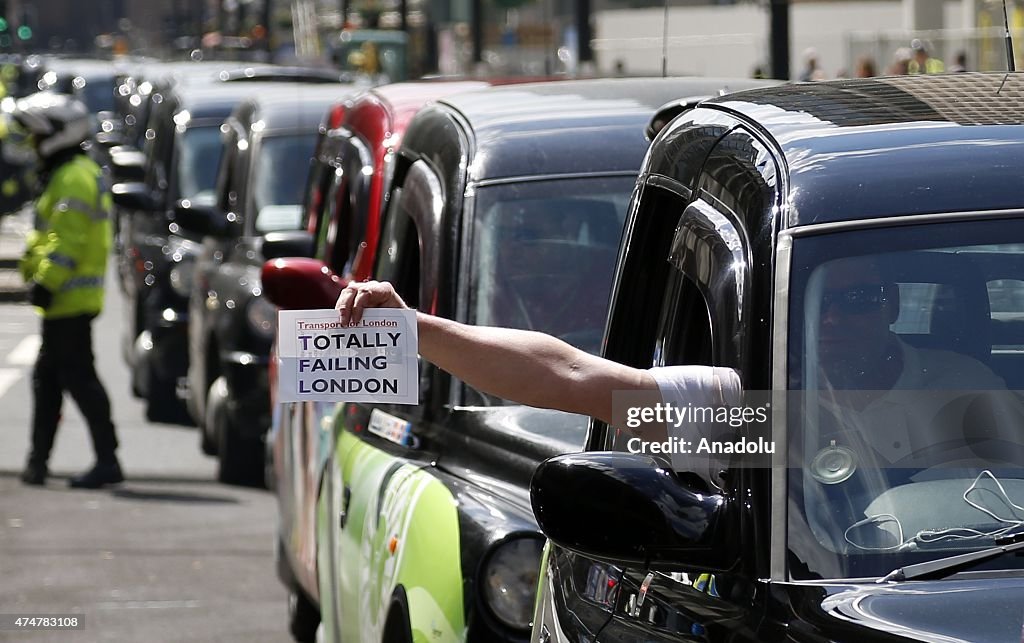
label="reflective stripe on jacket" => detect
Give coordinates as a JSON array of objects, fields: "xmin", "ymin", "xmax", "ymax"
[
  {"xmin": 19, "ymin": 154, "xmax": 112, "ymax": 319},
  {"xmin": 908, "ymin": 57, "xmax": 945, "ymax": 74}
]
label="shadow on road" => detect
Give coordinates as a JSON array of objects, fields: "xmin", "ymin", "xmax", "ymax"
[
  {"xmin": 110, "ymin": 488, "xmax": 240, "ymax": 504},
  {"xmin": 0, "ymin": 471, "xmax": 267, "ymax": 504}
]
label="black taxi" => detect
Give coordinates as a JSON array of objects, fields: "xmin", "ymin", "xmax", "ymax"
[
  {"xmin": 530, "ymin": 73, "xmax": 1024, "ymax": 641},
  {"xmin": 175, "ymin": 85, "xmax": 348, "ymax": 484}
]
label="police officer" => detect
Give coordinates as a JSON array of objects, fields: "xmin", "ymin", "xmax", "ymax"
[
  {"xmin": 908, "ymin": 39, "xmax": 945, "ymax": 75},
  {"xmin": 14, "ymin": 92, "xmax": 123, "ymax": 488}
]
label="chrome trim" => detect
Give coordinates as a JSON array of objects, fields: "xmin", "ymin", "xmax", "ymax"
[
  {"xmin": 473, "ymin": 170, "xmax": 636, "ymax": 188},
  {"xmin": 645, "ymin": 174, "xmax": 692, "ymax": 201},
  {"xmin": 770, "ymin": 230, "xmax": 793, "ymax": 582},
  {"xmin": 786, "ymin": 208, "xmax": 1024, "ymax": 237}
]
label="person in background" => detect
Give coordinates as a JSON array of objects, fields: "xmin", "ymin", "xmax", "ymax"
[
  {"xmin": 14, "ymin": 92, "xmax": 123, "ymax": 489},
  {"xmin": 908, "ymin": 39, "xmax": 945, "ymax": 74},
  {"xmin": 949, "ymin": 51, "xmax": 968, "ymax": 73},
  {"xmin": 854, "ymin": 55, "xmax": 877, "ymax": 78},
  {"xmin": 799, "ymin": 47, "xmax": 826, "ymax": 82},
  {"xmin": 888, "ymin": 47, "xmax": 912, "ymax": 75}
]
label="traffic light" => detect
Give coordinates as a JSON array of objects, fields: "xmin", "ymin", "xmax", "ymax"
[
  {"xmin": 0, "ymin": 13, "xmax": 9, "ymax": 49},
  {"xmin": 16, "ymin": 25, "xmax": 30, "ymax": 40}
]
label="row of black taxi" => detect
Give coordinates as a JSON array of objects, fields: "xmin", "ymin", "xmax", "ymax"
[
  {"xmin": 98, "ymin": 60, "xmax": 356, "ymax": 484},
  {"xmin": 257, "ymin": 71, "xmax": 1024, "ymax": 643},
  {"xmin": 261, "ymin": 76, "xmax": 774, "ymax": 643},
  {"xmin": 86, "ymin": 62, "xmax": 1024, "ymax": 641}
]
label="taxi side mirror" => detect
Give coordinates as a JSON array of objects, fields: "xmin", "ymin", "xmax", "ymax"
[
  {"xmin": 531, "ymin": 451, "xmax": 736, "ymax": 571},
  {"xmin": 173, "ymin": 198, "xmax": 231, "ymax": 238},
  {"xmin": 261, "ymin": 257, "xmax": 345, "ymax": 310},
  {"xmin": 108, "ymin": 146, "xmax": 146, "ymax": 183},
  {"xmin": 112, "ymin": 182, "xmax": 160, "ymax": 212}
]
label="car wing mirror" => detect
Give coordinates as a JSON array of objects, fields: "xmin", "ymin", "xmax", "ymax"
[
  {"xmin": 108, "ymin": 147, "xmax": 146, "ymax": 183},
  {"xmin": 95, "ymin": 130, "xmax": 125, "ymax": 147},
  {"xmin": 645, "ymin": 96, "xmax": 708, "ymax": 141},
  {"xmin": 531, "ymin": 451, "xmax": 735, "ymax": 571},
  {"xmin": 261, "ymin": 257, "xmax": 344, "ymax": 310},
  {"xmin": 172, "ymin": 198, "xmax": 229, "ymax": 237},
  {"xmin": 111, "ymin": 182, "xmax": 160, "ymax": 212},
  {"xmin": 261, "ymin": 230, "xmax": 315, "ymax": 261},
  {"xmin": 95, "ymin": 111, "xmax": 124, "ymax": 147}
]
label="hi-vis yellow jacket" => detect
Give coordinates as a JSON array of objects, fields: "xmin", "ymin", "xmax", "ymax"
[{"xmin": 19, "ymin": 154, "xmax": 112, "ymax": 319}]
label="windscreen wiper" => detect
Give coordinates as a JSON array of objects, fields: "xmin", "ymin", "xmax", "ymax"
[{"xmin": 878, "ymin": 535, "xmax": 1024, "ymax": 583}]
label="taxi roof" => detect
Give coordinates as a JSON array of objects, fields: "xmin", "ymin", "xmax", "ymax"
[
  {"xmin": 703, "ymin": 72, "xmax": 1024, "ymax": 225},
  {"xmin": 232, "ymin": 84, "xmax": 353, "ymax": 132},
  {"xmin": 430, "ymin": 77, "xmax": 777, "ymax": 181}
]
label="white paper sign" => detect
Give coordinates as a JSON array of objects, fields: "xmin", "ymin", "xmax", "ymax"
[{"xmin": 276, "ymin": 308, "xmax": 419, "ymax": 404}]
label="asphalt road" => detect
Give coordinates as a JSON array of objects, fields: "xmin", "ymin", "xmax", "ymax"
[{"xmin": 0, "ymin": 215, "xmax": 290, "ymax": 642}]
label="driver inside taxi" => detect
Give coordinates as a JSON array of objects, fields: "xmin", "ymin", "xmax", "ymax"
[{"xmin": 809, "ymin": 256, "xmax": 1023, "ymax": 470}]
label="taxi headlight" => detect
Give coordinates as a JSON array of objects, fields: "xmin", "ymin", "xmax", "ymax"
[
  {"xmin": 168, "ymin": 259, "xmax": 196, "ymax": 298},
  {"xmin": 246, "ymin": 296, "xmax": 277, "ymax": 339},
  {"xmin": 481, "ymin": 536, "xmax": 545, "ymax": 631}
]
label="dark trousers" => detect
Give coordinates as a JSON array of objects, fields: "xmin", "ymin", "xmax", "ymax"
[{"xmin": 29, "ymin": 314, "xmax": 118, "ymax": 465}]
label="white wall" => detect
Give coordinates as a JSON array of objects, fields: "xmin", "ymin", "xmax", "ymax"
[{"xmin": 593, "ymin": 0, "xmax": 966, "ymax": 79}]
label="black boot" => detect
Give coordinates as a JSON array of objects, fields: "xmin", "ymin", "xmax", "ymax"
[
  {"xmin": 20, "ymin": 461, "xmax": 48, "ymax": 486},
  {"xmin": 68, "ymin": 460, "xmax": 124, "ymax": 489}
]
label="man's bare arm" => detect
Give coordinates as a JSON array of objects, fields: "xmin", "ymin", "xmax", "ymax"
[{"xmin": 337, "ymin": 281, "xmax": 656, "ymax": 424}]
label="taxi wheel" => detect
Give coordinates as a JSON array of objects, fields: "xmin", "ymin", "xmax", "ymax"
[
  {"xmin": 217, "ymin": 418, "xmax": 264, "ymax": 487},
  {"xmin": 145, "ymin": 372, "xmax": 191, "ymax": 426},
  {"xmin": 208, "ymin": 376, "xmax": 263, "ymax": 486},
  {"xmin": 288, "ymin": 587, "xmax": 319, "ymax": 643},
  {"xmin": 382, "ymin": 592, "xmax": 413, "ymax": 643},
  {"xmin": 202, "ymin": 377, "xmax": 229, "ymax": 456}
]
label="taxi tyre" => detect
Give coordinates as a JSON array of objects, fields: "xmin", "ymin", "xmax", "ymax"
[
  {"xmin": 287, "ymin": 585, "xmax": 319, "ymax": 643},
  {"xmin": 129, "ymin": 355, "xmax": 145, "ymax": 399},
  {"xmin": 199, "ymin": 422, "xmax": 218, "ymax": 456},
  {"xmin": 209, "ymin": 377, "xmax": 265, "ymax": 487},
  {"xmin": 217, "ymin": 415, "xmax": 264, "ymax": 487},
  {"xmin": 201, "ymin": 376, "xmax": 227, "ymax": 456},
  {"xmin": 145, "ymin": 369, "xmax": 190, "ymax": 425},
  {"xmin": 382, "ymin": 588, "xmax": 413, "ymax": 643}
]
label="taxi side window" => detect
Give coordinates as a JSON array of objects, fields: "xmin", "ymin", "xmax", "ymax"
[
  {"xmin": 603, "ymin": 182, "xmax": 693, "ymax": 371},
  {"xmin": 215, "ymin": 124, "xmax": 239, "ymax": 214},
  {"xmin": 375, "ymin": 186, "xmax": 419, "ymax": 309},
  {"xmin": 319, "ymin": 170, "xmax": 344, "ymax": 268},
  {"xmin": 302, "ymin": 143, "xmax": 336, "ymax": 252},
  {"xmin": 654, "ymin": 269, "xmax": 713, "ymax": 367},
  {"xmin": 146, "ymin": 100, "xmax": 176, "ymax": 195},
  {"xmin": 332, "ymin": 137, "xmax": 373, "ymax": 277},
  {"xmin": 373, "ymin": 159, "xmax": 443, "ymax": 310}
]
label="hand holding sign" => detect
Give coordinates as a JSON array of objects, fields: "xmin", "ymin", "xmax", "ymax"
[
  {"xmin": 337, "ymin": 280, "xmax": 409, "ymax": 326},
  {"xmin": 276, "ymin": 308, "xmax": 419, "ymax": 404}
]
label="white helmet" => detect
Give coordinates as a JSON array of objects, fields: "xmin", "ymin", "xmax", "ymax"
[{"xmin": 12, "ymin": 92, "xmax": 91, "ymax": 158}]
